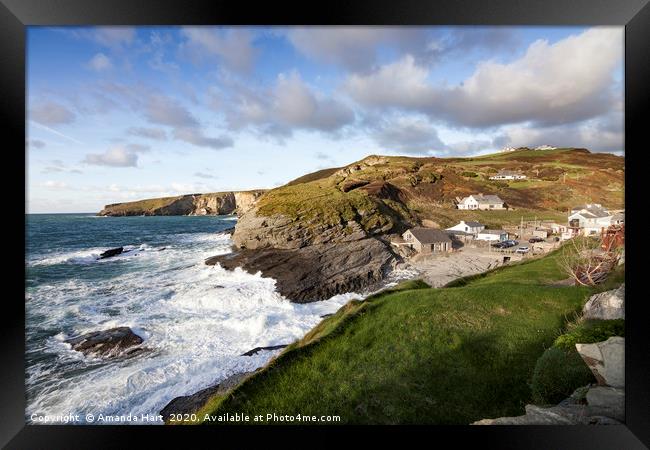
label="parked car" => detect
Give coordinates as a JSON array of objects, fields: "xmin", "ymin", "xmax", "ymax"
[
  {"xmin": 515, "ymin": 246, "xmax": 530, "ymax": 254},
  {"xmin": 529, "ymin": 237, "xmax": 544, "ymax": 243},
  {"xmin": 502, "ymin": 241, "xmax": 517, "ymax": 248},
  {"xmin": 492, "ymin": 242, "xmax": 505, "ymax": 248}
]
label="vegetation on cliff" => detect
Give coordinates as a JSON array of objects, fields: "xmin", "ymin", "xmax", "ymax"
[
  {"xmin": 195, "ymin": 245, "xmax": 624, "ymax": 424},
  {"xmin": 251, "ymin": 148, "xmax": 623, "ymax": 236}
]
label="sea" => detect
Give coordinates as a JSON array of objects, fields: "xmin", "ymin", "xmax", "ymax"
[{"xmin": 25, "ymin": 213, "xmax": 415, "ymax": 424}]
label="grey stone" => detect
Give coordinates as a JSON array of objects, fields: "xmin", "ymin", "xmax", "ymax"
[
  {"xmin": 583, "ymin": 285, "xmax": 625, "ymax": 320},
  {"xmin": 576, "ymin": 337, "xmax": 625, "ymax": 388},
  {"xmin": 586, "ymin": 386, "xmax": 625, "ymax": 421},
  {"xmin": 65, "ymin": 327, "xmax": 143, "ymax": 357}
]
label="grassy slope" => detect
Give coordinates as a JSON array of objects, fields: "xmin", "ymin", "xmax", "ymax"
[
  {"xmin": 200, "ymin": 248, "xmax": 607, "ymax": 425},
  {"xmin": 255, "ymin": 148, "xmax": 624, "ymax": 232}
]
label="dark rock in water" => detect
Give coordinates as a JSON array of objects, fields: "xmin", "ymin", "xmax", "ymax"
[
  {"xmin": 65, "ymin": 327, "xmax": 143, "ymax": 357},
  {"xmin": 222, "ymin": 226, "xmax": 236, "ymax": 234},
  {"xmin": 241, "ymin": 344, "xmax": 288, "ymax": 356},
  {"xmin": 205, "ymin": 237, "xmax": 396, "ymax": 303},
  {"xmin": 158, "ymin": 247, "xmax": 166, "ymax": 251},
  {"xmin": 160, "ymin": 371, "xmax": 253, "ymax": 422},
  {"xmin": 98, "ymin": 247, "xmax": 124, "ymax": 259}
]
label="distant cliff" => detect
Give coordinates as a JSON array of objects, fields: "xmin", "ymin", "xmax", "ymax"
[{"xmin": 97, "ymin": 190, "xmax": 266, "ymax": 217}]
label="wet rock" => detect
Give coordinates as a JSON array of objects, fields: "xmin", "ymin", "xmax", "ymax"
[
  {"xmin": 65, "ymin": 327, "xmax": 143, "ymax": 357},
  {"xmin": 160, "ymin": 371, "xmax": 253, "ymax": 422},
  {"xmin": 241, "ymin": 344, "xmax": 288, "ymax": 356},
  {"xmin": 575, "ymin": 337, "xmax": 624, "ymax": 388},
  {"xmin": 206, "ymin": 237, "xmax": 397, "ymax": 303},
  {"xmin": 98, "ymin": 247, "xmax": 124, "ymax": 259},
  {"xmin": 582, "ymin": 285, "xmax": 624, "ymax": 320}
]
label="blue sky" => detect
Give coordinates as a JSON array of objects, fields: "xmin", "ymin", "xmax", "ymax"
[{"xmin": 26, "ymin": 26, "xmax": 624, "ymax": 213}]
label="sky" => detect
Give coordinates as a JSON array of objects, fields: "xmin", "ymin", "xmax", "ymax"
[{"xmin": 26, "ymin": 26, "xmax": 624, "ymax": 213}]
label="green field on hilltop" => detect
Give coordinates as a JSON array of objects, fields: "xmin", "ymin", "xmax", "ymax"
[{"xmin": 196, "ymin": 246, "xmax": 619, "ymax": 425}]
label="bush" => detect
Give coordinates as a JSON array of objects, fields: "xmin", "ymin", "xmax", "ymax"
[
  {"xmin": 461, "ymin": 171, "xmax": 478, "ymax": 178},
  {"xmin": 530, "ymin": 347, "xmax": 595, "ymax": 405},
  {"xmin": 553, "ymin": 319, "xmax": 625, "ymax": 351}
]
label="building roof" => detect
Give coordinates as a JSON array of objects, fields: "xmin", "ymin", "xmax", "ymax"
[
  {"xmin": 571, "ymin": 205, "xmax": 610, "ymax": 218},
  {"xmin": 406, "ymin": 227, "xmax": 452, "ymax": 244},
  {"xmin": 465, "ymin": 221, "xmax": 484, "ymax": 227},
  {"xmin": 473, "ymin": 194, "xmax": 504, "ymax": 204},
  {"xmin": 480, "ymin": 229, "xmax": 507, "ymax": 235}
]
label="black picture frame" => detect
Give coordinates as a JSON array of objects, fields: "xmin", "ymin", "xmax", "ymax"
[{"xmin": 3, "ymin": 0, "xmax": 649, "ymax": 447}]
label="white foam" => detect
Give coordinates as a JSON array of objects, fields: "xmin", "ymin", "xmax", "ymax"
[{"xmin": 26, "ymin": 231, "xmax": 368, "ymax": 424}]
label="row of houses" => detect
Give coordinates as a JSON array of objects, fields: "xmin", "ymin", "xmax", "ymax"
[
  {"xmin": 567, "ymin": 204, "xmax": 625, "ymax": 237},
  {"xmin": 393, "ymin": 220, "xmax": 508, "ymax": 255}
]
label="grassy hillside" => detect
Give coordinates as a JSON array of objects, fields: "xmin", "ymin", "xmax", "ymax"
[
  {"xmin": 254, "ymin": 148, "xmax": 624, "ymax": 233},
  {"xmin": 196, "ymin": 246, "xmax": 614, "ymax": 425}
]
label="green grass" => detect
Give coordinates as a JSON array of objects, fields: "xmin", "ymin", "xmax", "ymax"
[
  {"xmin": 197, "ymin": 248, "xmax": 605, "ymax": 425},
  {"xmin": 530, "ymin": 347, "xmax": 595, "ymax": 405}
]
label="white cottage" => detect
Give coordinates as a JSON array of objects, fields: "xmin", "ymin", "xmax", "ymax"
[
  {"xmin": 489, "ymin": 170, "xmax": 527, "ymax": 180},
  {"xmin": 568, "ymin": 204, "xmax": 613, "ymax": 236},
  {"xmin": 457, "ymin": 194, "xmax": 505, "ymax": 210},
  {"xmin": 446, "ymin": 220, "xmax": 485, "ymax": 236}
]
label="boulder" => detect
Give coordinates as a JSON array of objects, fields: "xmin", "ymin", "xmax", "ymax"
[
  {"xmin": 160, "ymin": 371, "xmax": 252, "ymax": 421},
  {"xmin": 472, "ymin": 403, "xmax": 622, "ymax": 425},
  {"xmin": 206, "ymin": 237, "xmax": 397, "ymax": 303},
  {"xmin": 585, "ymin": 386, "xmax": 625, "ymax": 421},
  {"xmin": 582, "ymin": 285, "xmax": 625, "ymax": 320},
  {"xmin": 575, "ymin": 337, "xmax": 624, "ymax": 388},
  {"xmin": 65, "ymin": 327, "xmax": 143, "ymax": 357},
  {"xmin": 98, "ymin": 247, "xmax": 124, "ymax": 259}
]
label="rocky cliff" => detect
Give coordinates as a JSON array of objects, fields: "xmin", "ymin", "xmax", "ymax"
[{"xmin": 98, "ymin": 190, "xmax": 266, "ymax": 217}]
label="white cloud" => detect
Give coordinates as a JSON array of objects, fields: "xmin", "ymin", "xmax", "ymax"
[
  {"xmin": 87, "ymin": 53, "xmax": 112, "ymax": 71},
  {"xmin": 346, "ymin": 27, "xmax": 623, "ymax": 128},
  {"xmin": 226, "ymin": 71, "xmax": 354, "ymax": 138},
  {"xmin": 372, "ymin": 115, "xmax": 447, "ymax": 155},
  {"xmin": 126, "ymin": 127, "xmax": 168, "ymax": 141},
  {"xmin": 30, "ymin": 101, "xmax": 76, "ymax": 126},
  {"xmin": 40, "ymin": 180, "xmax": 69, "ymax": 190},
  {"xmin": 172, "ymin": 127, "xmax": 233, "ymax": 150},
  {"xmin": 180, "ymin": 27, "xmax": 257, "ymax": 73},
  {"xmin": 83, "ymin": 146, "xmax": 138, "ymax": 167}
]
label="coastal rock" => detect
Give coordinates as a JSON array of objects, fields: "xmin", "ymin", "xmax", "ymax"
[
  {"xmin": 160, "ymin": 371, "xmax": 252, "ymax": 421},
  {"xmin": 98, "ymin": 247, "xmax": 124, "ymax": 259},
  {"xmin": 231, "ymin": 210, "xmax": 367, "ymax": 250},
  {"xmin": 585, "ymin": 386, "xmax": 625, "ymax": 421},
  {"xmin": 582, "ymin": 285, "xmax": 625, "ymax": 320},
  {"xmin": 206, "ymin": 237, "xmax": 397, "ymax": 303},
  {"xmin": 65, "ymin": 327, "xmax": 143, "ymax": 357},
  {"xmin": 472, "ymin": 403, "xmax": 622, "ymax": 425},
  {"xmin": 98, "ymin": 190, "xmax": 266, "ymax": 217},
  {"xmin": 241, "ymin": 344, "xmax": 288, "ymax": 356},
  {"xmin": 575, "ymin": 337, "xmax": 624, "ymax": 388}
]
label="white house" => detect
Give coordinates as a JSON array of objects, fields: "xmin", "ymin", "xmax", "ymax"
[
  {"xmin": 568, "ymin": 204, "xmax": 614, "ymax": 236},
  {"xmin": 457, "ymin": 194, "xmax": 505, "ymax": 210},
  {"xmin": 535, "ymin": 145, "xmax": 557, "ymax": 150},
  {"xmin": 446, "ymin": 220, "xmax": 485, "ymax": 236},
  {"xmin": 477, "ymin": 229, "xmax": 508, "ymax": 242},
  {"xmin": 489, "ymin": 170, "xmax": 527, "ymax": 180}
]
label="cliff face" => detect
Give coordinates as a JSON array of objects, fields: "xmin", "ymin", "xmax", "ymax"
[{"xmin": 98, "ymin": 190, "xmax": 266, "ymax": 217}]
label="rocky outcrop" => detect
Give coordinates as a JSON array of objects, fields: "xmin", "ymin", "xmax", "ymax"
[
  {"xmin": 241, "ymin": 344, "xmax": 288, "ymax": 356},
  {"xmin": 474, "ymin": 336, "xmax": 625, "ymax": 425},
  {"xmin": 160, "ymin": 371, "xmax": 253, "ymax": 422},
  {"xmin": 231, "ymin": 211, "xmax": 368, "ymax": 250},
  {"xmin": 206, "ymin": 237, "xmax": 397, "ymax": 303},
  {"xmin": 576, "ymin": 337, "xmax": 625, "ymax": 388},
  {"xmin": 582, "ymin": 285, "xmax": 625, "ymax": 320},
  {"xmin": 98, "ymin": 247, "xmax": 124, "ymax": 259},
  {"xmin": 65, "ymin": 327, "xmax": 143, "ymax": 357},
  {"xmin": 98, "ymin": 190, "xmax": 266, "ymax": 217}
]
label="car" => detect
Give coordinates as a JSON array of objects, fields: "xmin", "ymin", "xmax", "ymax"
[
  {"xmin": 491, "ymin": 242, "xmax": 505, "ymax": 248},
  {"xmin": 529, "ymin": 237, "xmax": 544, "ymax": 243},
  {"xmin": 515, "ymin": 246, "xmax": 530, "ymax": 253},
  {"xmin": 501, "ymin": 241, "xmax": 516, "ymax": 248}
]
